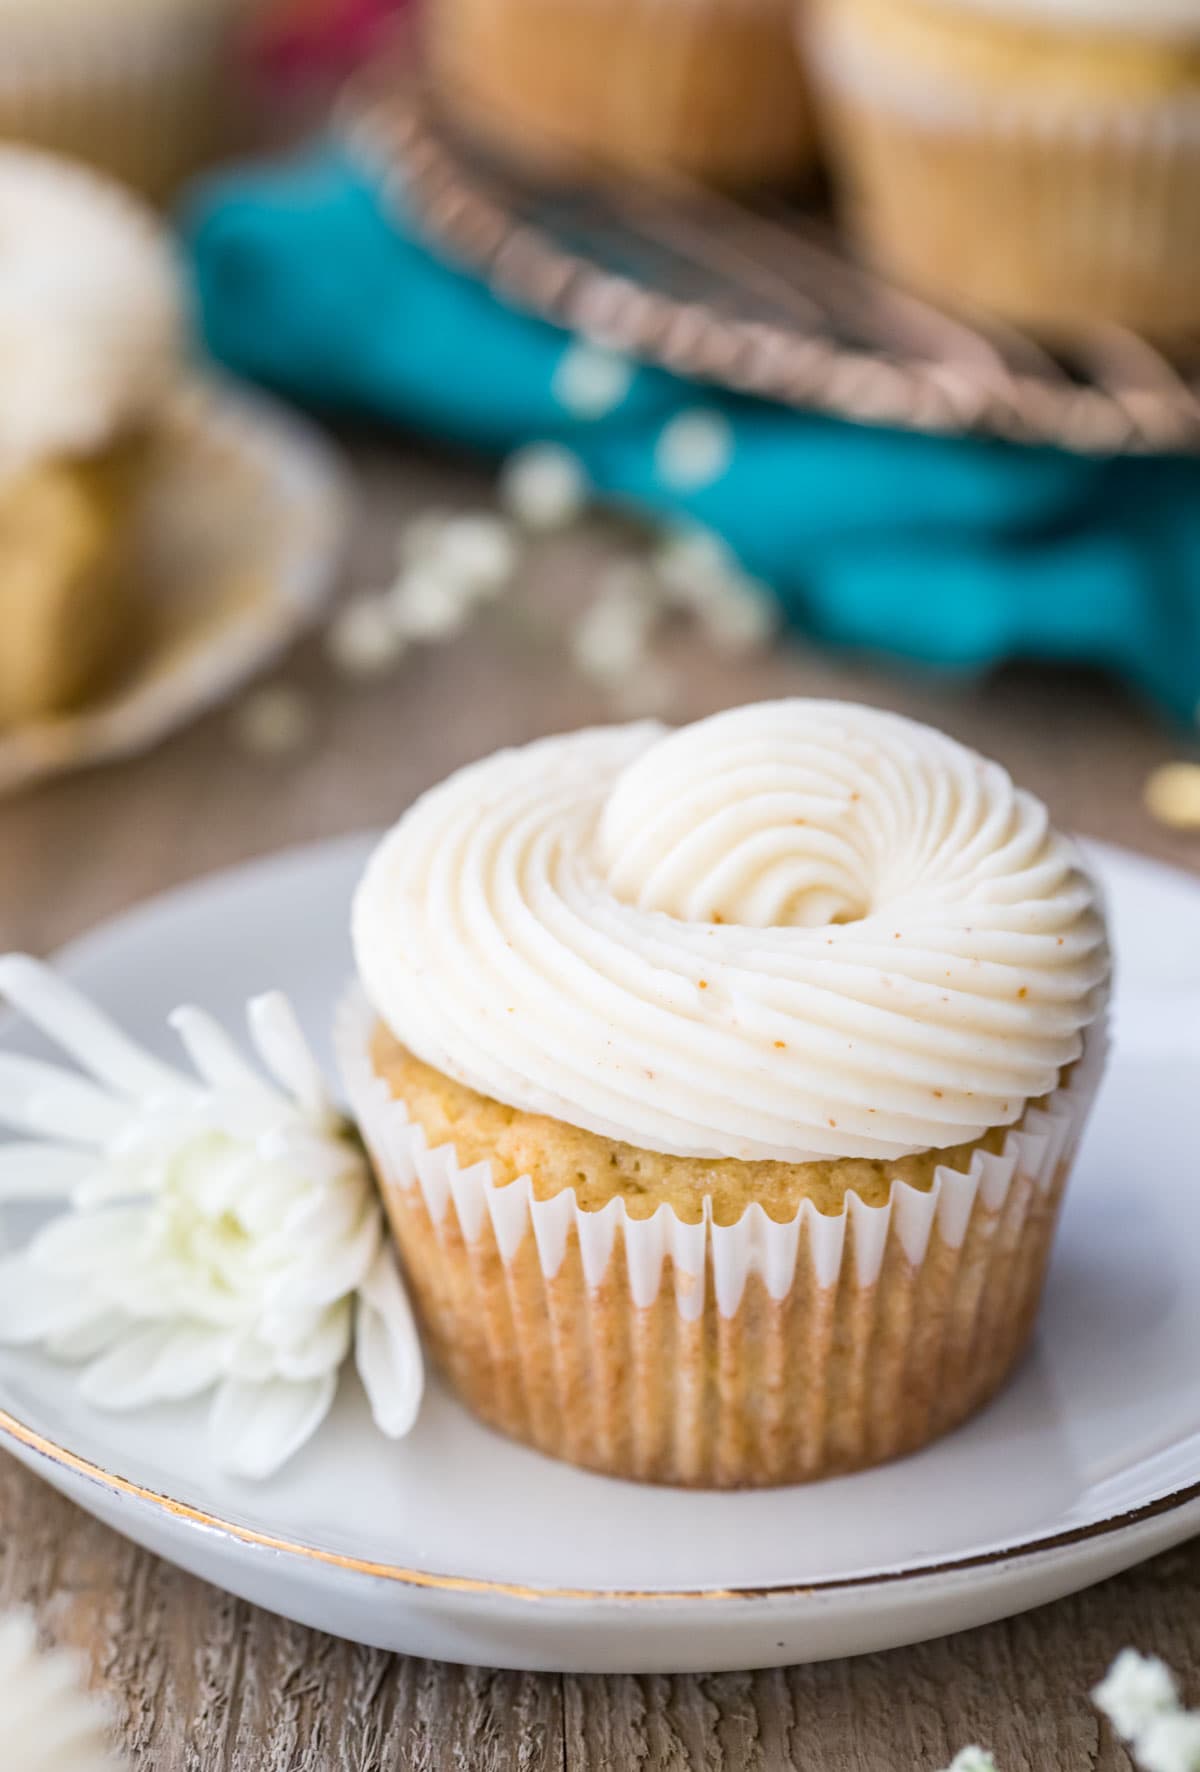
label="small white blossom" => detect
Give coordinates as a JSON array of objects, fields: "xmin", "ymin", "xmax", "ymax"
[
  {"xmin": 326, "ymin": 594, "xmax": 407, "ymax": 678},
  {"xmin": 433, "ymin": 513, "xmax": 519, "ymax": 599},
  {"xmin": 1094, "ymin": 1651, "xmax": 1181, "ymax": 1743},
  {"xmin": 232, "ymin": 685, "xmax": 312, "ymax": 759},
  {"xmin": 499, "ymin": 443, "xmax": 589, "ymax": 532},
  {"xmin": 655, "ymin": 409, "xmax": 734, "ymax": 491},
  {"xmin": 1136, "ymin": 1714, "xmax": 1200, "ymax": 1772},
  {"xmin": 552, "ymin": 342, "xmax": 633, "ymax": 419},
  {"xmin": 0, "ymin": 1609, "xmax": 123, "ymax": 1771},
  {"xmin": 698, "ymin": 576, "xmax": 779, "ymax": 656},
  {"xmin": 652, "ymin": 527, "xmax": 741, "ymax": 605},
  {"xmin": 571, "ymin": 570, "xmax": 657, "ymax": 684},
  {"xmin": 942, "ymin": 1750, "xmax": 997, "ymax": 1772},
  {"xmin": 389, "ymin": 564, "xmax": 473, "ymax": 642},
  {"xmin": 0, "ymin": 955, "xmax": 422, "ymax": 1480}
]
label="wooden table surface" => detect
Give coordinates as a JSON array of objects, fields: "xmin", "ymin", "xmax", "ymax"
[{"xmin": 1, "ymin": 436, "xmax": 1198, "ymax": 1770}]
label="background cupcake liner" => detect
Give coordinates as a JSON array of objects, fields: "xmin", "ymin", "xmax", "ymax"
[
  {"xmin": 339, "ymin": 991, "xmax": 1107, "ymax": 1487},
  {"xmin": 0, "ymin": 2, "xmax": 253, "ymax": 200},
  {"xmin": 428, "ymin": 0, "xmax": 814, "ymax": 188},
  {"xmin": 806, "ymin": 8, "xmax": 1200, "ymax": 335}
]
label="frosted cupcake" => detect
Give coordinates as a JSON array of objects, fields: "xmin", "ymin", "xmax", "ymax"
[
  {"xmin": 805, "ymin": 0, "xmax": 1200, "ymax": 337},
  {"xmin": 427, "ymin": 0, "xmax": 816, "ymax": 189},
  {"xmin": 340, "ymin": 702, "xmax": 1109, "ymax": 1487},
  {"xmin": 0, "ymin": 149, "xmax": 184, "ymax": 727},
  {"xmin": 0, "ymin": 0, "xmax": 256, "ymax": 200}
]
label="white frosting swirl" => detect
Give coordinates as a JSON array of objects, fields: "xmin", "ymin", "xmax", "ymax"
[{"xmin": 353, "ymin": 703, "xmax": 1109, "ymax": 1163}]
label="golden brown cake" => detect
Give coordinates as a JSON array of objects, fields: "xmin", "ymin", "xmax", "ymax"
[
  {"xmin": 0, "ymin": 450, "xmax": 142, "ymax": 726},
  {"xmin": 805, "ymin": 0, "xmax": 1200, "ymax": 337},
  {"xmin": 342, "ymin": 702, "xmax": 1110, "ymax": 1487},
  {"xmin": 427, "ymin": 0, "xmax": 816, "ymax": 189}
]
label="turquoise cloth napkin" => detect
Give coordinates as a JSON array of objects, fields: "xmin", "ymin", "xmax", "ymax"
[{"xmin": 185, "ymin": 147, "xmax": 1200, "ymax": 722}]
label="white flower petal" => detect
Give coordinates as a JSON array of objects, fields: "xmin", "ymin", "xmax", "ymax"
[
  {"xmin": 46, "ymin": 1310, "xmax": 135, "ymax": 1362},
  {"xmin": 246, "ymin": 992, "xmax": 333, "ymax": 1125},
  {"xmin": 0, "ymin": 1143, "xmax": 94, "ymax": 1200},
  {"xmin": 0, "ymin": 1055, "xmax": 124, "ymax": 1145},
  {"xmin": 29, "ymin": 1206, "xmax": 147, "ymax": 1278},
  {"xmin": 272, "ymin": 1299, "xmax": 352, "ymax": 1380},
  {"xmin": 1093, "ymin": 1650, "xmax": 1180, "ymax": 1743},
  {"xmin": 167, "ymin": 1006, "xmax": 283, "ymax": 1108},
  {"xmin": 267, "ymin": 1202, "xmax": 381, "ymax": 1315},
  {"xmin": 0, "ymin": 1255, "xmax": 105, "ymax": 1344},
  {"xmin": 210, "ymin": 1372, "xmax": 337, "ymax": 1479},
  {"xmin": 1136, "ymin": 1714, "xmax": 1200, "ymax": 1772},
  {"xmin": 0, "ymin": 952, "xmax": 184, "ymax": 1100},
  {"xmin": 355, "ymin": 1248, "xmax": 423, "ymax": 1439},
  {"xmin": 0, "ymin": 1610, "xmax": 122, "ymax": 1771},
  {"xmin": 79, "ymin": 1322, "xmax": 231, "ymax": 1409}
]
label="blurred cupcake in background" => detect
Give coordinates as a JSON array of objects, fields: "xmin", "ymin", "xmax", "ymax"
[
  {"xmin": 805, "ymin": 0, "xmax": 1200, "ymax": 338},
  {"xmin": 0, "ymin": 149, "xmax": 184, "ymax": 728},
  {"xmin": 0, "ymin": 0, "xmax": 261, "ymax": 201},
  {"xmin": 426, "ymin": 0, "xmax": 817, "ymax": 189}
]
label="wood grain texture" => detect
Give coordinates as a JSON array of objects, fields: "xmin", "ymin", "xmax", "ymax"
[{"xmin": 0, "ymin": 435, "xmax": 1197, "ymax": 1769}]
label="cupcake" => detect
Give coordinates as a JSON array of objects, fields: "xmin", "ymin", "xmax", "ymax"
[
  {"xmin": 340, "ymin": 702, "xmax": 1109, "ymax": 1487},
  {"xmin": 426, "ymin": 0, "xmax": 816, "ymax": 189},
  {"xmin": 0, "ymin": 148, "xmax": 185, "ymax": 728},
  {"xmin": 0, "ymin": 0, "xmax": 256, "ymax": 201},
  {"xmin": 805, "ymin": 0, "xmax": 1200, "ymax": 337}
]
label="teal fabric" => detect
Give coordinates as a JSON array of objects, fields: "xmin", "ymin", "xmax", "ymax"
[{"xmin": 184, "ymin": 146, "xmax": 1200, "ymax": 722}]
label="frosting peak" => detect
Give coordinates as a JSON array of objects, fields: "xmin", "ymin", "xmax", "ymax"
[{"xmin": 353, "ymin": 703, "xmax": 1109, "ymax": 1163}]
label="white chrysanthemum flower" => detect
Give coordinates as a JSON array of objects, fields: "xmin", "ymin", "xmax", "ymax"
[
  {"xmin": 1135, "ymin": 1714, "xmax": 1200, "ymax": 1772},
  {"xmin": 1094, "ymin": 1650, "xmax": 1181, "ymax": 1743},
  {"xmin": 941, "ymin": 1748, "xmax": 998, "ymax": 1772},
  {"xmin": 0, "ymin": 955, "xmax": 422, "ymax": 1480},
  {"xmin": 0, "ymin": 1610, "xmax": 124, "ymax": 1772}
]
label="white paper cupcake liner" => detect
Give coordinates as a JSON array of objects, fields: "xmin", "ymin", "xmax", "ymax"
[
  {"xmin": 805, "ymin": 6, "xmax": 1200, "ymax": 333},
  {"xmin": 337, "ymin": 989, "xmax": 1107, "ymax": 1485}
]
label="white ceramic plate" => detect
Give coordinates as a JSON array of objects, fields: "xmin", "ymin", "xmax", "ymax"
[{"xmin": 0, "ymin": 836, "xmax": 1197, "ymax": 1675}]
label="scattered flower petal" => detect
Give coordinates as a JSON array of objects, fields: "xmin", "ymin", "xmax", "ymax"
[
  {"xmin": 942, "ymin": 1751, "xmax": 998, "ymax": 1772},
  {"xmin": 0, "ymin": 1609, "xmax": 124, "ymax": 1772},
  {"xmin": 390, "ymin": 565, "xmax": 472, "ymax": 642},
  {"xmin": 1136, "ymin": 1714, "xmax": 1200, "ymax": 1772},
  {"xmin": 232, "ymin": 685, "xmax": 312, "ymax": 759},
  {"xmin": 655, "ymin": 409, "xmax": 734, "ymax": 491},
  {"xmin": 1094, "ymin": 1650, "xmax": 1181, "ymax": 1743},
  {"xmin": 552, "ymin": 342, "xmax": 633, "ymax": 419},
  {"xmin": 432, "ymin": 513, "xmax": 518, "ymax": 598},
  {"xmin": 499, "ymin": 443, "xmax": 589, "ymax": 532},
  {"xmin": 571, "ymin": 570, "xmax": 657, "ymax": 684},
  {"xmin": 326, "ymin": 594, "xmax": 407, "ymax": 678}
]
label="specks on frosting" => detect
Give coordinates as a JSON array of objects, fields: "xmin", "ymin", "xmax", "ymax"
[{"xmin": 353, "ymin": 702, "xmax": 1110, "ymax": 1163}]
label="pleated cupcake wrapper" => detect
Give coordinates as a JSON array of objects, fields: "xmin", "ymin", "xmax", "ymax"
[
  {"xmin": 0, "ymin": 4, "xmax": 251, "ymax": 199},
  {"xmin": 338, "ymin": 990, "xmax": 1106, "ymax": 1484},
  {"xmin": 339, "ymin": 988, "xmax": 1104, "ymax": 1315},
  {"xmin": 807, "ymin": 8, "xmax": 1200, "ymax": 333}
]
